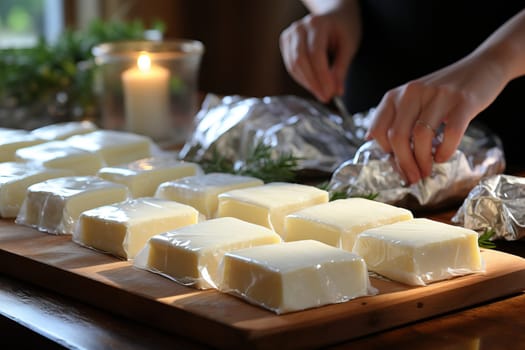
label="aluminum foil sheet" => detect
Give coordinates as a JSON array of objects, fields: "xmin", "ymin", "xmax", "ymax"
[
  {"xmin": 178, "ymin": 94, "xmax": 363, "ymax": 175},
  {"xmin": 327, "ymin": 121, "xmax": 505, "ymax": 211},
  {"xmin": 179, "ymin": 94, "xmax": 505, "ymax": 211},
  {"xmin": 452, "ymin": 174, "xmax": 525, "ymax": 241}
]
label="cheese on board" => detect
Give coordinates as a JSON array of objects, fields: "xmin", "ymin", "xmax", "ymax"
[
  {"xmin": 0, "ymin": 162, "xmax": 73, "ymax": 218},
  {"xmin": 31, "ymin": 121, "xmax": 97, "ymax": 140},
  {"xmin": 217, "ymin": 182, "xmax": 329, "ymax": 237},
  {"xmin": 219, "ymin": 240, "xmax": 374, "ymax": 314},
  {"xmin": 16, "ymin": 176, "xmax": 130, "ymax": 235},
  {"xmin": 352, "ymin": 218, "xmax": 484, "ymax": 286},
  {"xmin": 66, "ymin": 130, "xmax": 153, "ymax": 166},
  {"xmin": 15, "ymin": 141, "xmax": 105, "ymax": 176},
  {"xmin": 0, "ymin": 132, "xmax": 45, "ymax": 162},
  {"xmin": 134, "ymin": 217, "xmax": 282, "ymax": 289},
  {"xmin": 155, "ymin": 172, "xmax": 263, "ymax": 218},
  {"xmin": 285, "ymin": 198, "xmax": 413, "ymax": 249},
  {"xmin": 75, "ymin": 197, "xmax": 199, "ymax": 259},
  {"xmin": 97, "ymin": 157, "xmax": 202, "ymax": 198}
]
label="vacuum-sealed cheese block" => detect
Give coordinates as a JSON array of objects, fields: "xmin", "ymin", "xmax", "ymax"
[
  {"xmin": 219, "ymin": 240, "xmax": 374, "ymax": 314},
  {"xmin": 285, "ymin": 198, "xmax": 413, "ymax": 249},
  {"xmin": 66, "ymin": 130, "xmax": 153, "ymax": 166},
  {"xmin": 134, "ymin": 217, "xmax": 282, "ymax": 289},
  {"xmin": 15, "ymin": 141, "xmax": 105, "ymax": 175},
  {"xmin": 0, "ymin": 132, "xmax": 45, "ymax": 162},
  {"xmin": 75, "ymin": 197, "xmax": 199, "ymax": 259},
  {"xmin": 16, "ymin": 176, "xmax": 130, "ymax": 235},
  {"xmin": 97, "ymin": 157, "xmax": 202, "ymax": 198},
  {"xmin": 31, "ymin": 121, "xmax": 97, "ymax": 140},
  {"xmin": 0, "ymin": 162, "xmax": 73, "ymax": 218},
  {"xmin": 217, "ymin": 182, "xmax": 329, "ymax": 237},
  {"xmin": 155, "ymin": 172, "xmax": 263, "ymax": 218},
  {"xmin": 353, "ymin": 218, "xmax": 484, "ymax": 286}
]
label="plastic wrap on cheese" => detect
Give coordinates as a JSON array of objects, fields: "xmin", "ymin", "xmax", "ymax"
[
  {"xmin": 218, "ymin": 240, "xmax": 377, "ymax": 314},
  {"xmin": 31, "ymin": 121, "xmax": 97, "ymax": 140},
  {"xmin": 15, "ymin": 176, "xmax": 130, "ymax": 235},
  {"xmin": 285, "ymin": 197, "xmax": 413, "ymax": 248},
  {"xmin": 217, "ymin": 182, "xmax": 329, "ymax": 237},
  {"xmin": 97, "ymin": 156, "xmax": 203, "ymax": 198},
  {"xmin": 66, "ymin": 130, "xmax": 153, "ymax": 166},
  {"xmin": 353, "ymin": 218, "xmax": 484, "ymax": 286},
  {"xmin": 134, "ymin": 217, "xmax": 282, "ymax": 289},
  {"xmin": 0, "ymin": 131, "xmax": 45, "ymax": 162},
  {"xmin": 155, "ymin": 172, "xmax": 263, "ymax": 218},
  {"xmin": 74, "ymin": 197, "xmax": 199, "ymax": 259},
  {"xmin": 15, "ymin": 140, "xmax": 105, "ymax": 176},
  {"xmin": 0, "ymin": 162, "xmax": 74, "ymax": 218}
]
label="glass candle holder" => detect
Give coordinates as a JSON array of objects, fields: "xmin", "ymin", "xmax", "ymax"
[{"xmin": 92, "ymin": 40, "xmax": 204, "ymax": 148}]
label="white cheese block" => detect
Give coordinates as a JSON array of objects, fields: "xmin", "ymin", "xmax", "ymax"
[
  {"xmin": 97, "ymin": 157, "xmax": 202, "ymax": 198},
  {"xmin": 15, "ymin": 141, "xmax": 105, "ymax": 176},
  {"xmin": 31, "ymin": 121, "xmax": 97, "ymax": 140},
  {"xmin": 134, "ymin": 217, "xmax": 282, "ymax": 289},
  {"xmin": 75, "ymin": 197, "xmax": 199, "ymax": 259},
  {"xmin": 0, "ymin": 162, "xmax": 73, "ymax": 218},
  {"xmin": 353, "ymin": 218, "xmax": 484, "ymax": 286},
  {"xmin": 0, "ymin": 132, "xmax": 45, "ymax": 162},
  {"xmin": 217, "ymin": 182, "xmax": 329, "ymax": 237},
  {"xmin": 219, "ymin": 240, "xmax": 374, "ymax": 314},
  {"xmin": 285, "ymin": 198, "xmax": 413, "ymax": 248},
  {"xmin": 16, "ymin": 176, "xmax": 130, "ymax": 235},
  {"xmin": 66, "ymin": 130, "xmax": 153, "ymax": 166},
  {"xmin": 155, "ymin": 172, "xmax": 264, "ymax": 218}
]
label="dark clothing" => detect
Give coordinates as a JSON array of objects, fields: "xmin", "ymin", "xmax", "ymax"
[{"xmin": 345, "ymin": 0, "xmax": 525, "ymax": 170}]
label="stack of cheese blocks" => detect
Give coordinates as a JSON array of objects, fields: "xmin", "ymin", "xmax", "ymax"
[{"xmin": 0, "ymin": 122, "xmax": 484, "ymax": 315}]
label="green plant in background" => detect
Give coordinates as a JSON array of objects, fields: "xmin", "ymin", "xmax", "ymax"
[{"xmin": 0, "ymin": 18, "xmax": 165, "ymax": 128}]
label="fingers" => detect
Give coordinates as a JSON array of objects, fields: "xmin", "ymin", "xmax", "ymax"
[
  {"xmin": 279, "ymin": 15, "xmax": 346, "ymax": 102},
  {"xmin": 367, "ymin": 81, "xmax": 475, "ymax": 185}
]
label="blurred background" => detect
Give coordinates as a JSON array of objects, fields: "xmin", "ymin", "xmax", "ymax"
[{"xmin": 0, "ymin": 0, "xmax": 310, "ymax": 99}]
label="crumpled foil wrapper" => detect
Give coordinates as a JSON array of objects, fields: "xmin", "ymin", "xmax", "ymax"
[
  {"xmin": 179, "ymin": 94, "xmax": 363, "ymax": 175},
  {"xmin": 327, "ymin": 121, "xmax": 505, "ymax": 211},
  {"xmin": 180, "ymin": 93, "xmax": 505, "ymax": 211},
  {"xmin": 452, "ymin": 174, "xmax": 525, "ymax": 240}
]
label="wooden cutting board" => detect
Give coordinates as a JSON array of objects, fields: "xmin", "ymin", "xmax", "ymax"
[{"xmin": 1, "ymin": 219, "xmax": 524, "ymax": 349}]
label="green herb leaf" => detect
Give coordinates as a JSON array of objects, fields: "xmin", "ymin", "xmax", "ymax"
[
  {"xmin": 478, "ymin": 228, "xmax": 497, "ymax": 249},
  {"xmin": 199, "ymin": 142, "xmax": 301, "ymax": 183}
]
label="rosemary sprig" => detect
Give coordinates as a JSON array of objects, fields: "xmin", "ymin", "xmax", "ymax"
[
  {"xmin": 200, "ymin": 149, "xmax": 235, "ymax": 174},
  {"xmin": 478, "ymin": 228, "xmax": 497, "ymax": 249},
  {"xmin": 200, "ymin": 143, "xmax": 301, "ymax": 183},
  {"xmin": 316, "ymin": 181, "xmax": 378, "ymax": 201}
]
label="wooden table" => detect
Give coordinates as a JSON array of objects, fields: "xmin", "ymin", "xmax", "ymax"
[{"xmin": 1, "ymin": 202, "xmax": 524, "ymax": 349}]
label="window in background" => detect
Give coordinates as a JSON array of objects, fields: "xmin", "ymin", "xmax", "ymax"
[{"xmin": 0, "ymin": 0, "xmax": 64, "ymax": 48}]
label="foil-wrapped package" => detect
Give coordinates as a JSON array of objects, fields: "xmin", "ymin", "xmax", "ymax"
[
  {"xmin": 180, "ymin": 94, "xmax": 505, "ymax": 211},
  {"xmin": 452, "ymin": 174, "xmax": 525, "ymax": 241},
  {"xmin": 327, "ymin": 122, "xmax": 505, "ymax": 211},
  {"xmin": 179, "ymin": 94, "xmax": 362, "ymax": 175}
]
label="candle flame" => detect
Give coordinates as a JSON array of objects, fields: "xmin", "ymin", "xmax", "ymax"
[{"xmin": 137, "ymin": 52, "xmax": 151, "ymax": 72}]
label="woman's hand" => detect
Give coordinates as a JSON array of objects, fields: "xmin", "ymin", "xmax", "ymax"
[
  {"xmin": 279, "ymin": 1, "xmax": 361, "ymax": 102},
  {"xmin": 366, "ymin": 53, "xmax": 508, "ymax": 184}
]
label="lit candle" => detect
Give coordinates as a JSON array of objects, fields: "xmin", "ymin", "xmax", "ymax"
[{"xmin": 122, "ymin": 52, "xmax": 170, "ymax": 140}]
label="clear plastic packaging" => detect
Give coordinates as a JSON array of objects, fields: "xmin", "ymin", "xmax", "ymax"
[
  {"xmin": 0, "ymin": 162, "xmax": 73, "ymax": 218},
  {"xmin": 154, "ymin": 172, "xmax": 263, "ymax": 218},
  {"xmin": 218, "ymin": 240, "xmax": 377, "ymax": 314},
  {"xmin": 73, "ymin": 197, "xmax": 199, "ymax": 259},
  {"xmin": 30, "ymin": 121, "xmax": 98, "ymax": 140},
  {"xmin": 352, "ymin": 218, "xmax": 485, "ymax": 286},
  {"xmin": 15, "ymin": 176, "xmax": 130, "ymax": 235},
  {"xmin": 97, "ymin": 155, "xmax": 203, "ymax": 198},
  {"xmin": 133, "ymin": 217, "xmax": 282, "ymax": 289}
]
